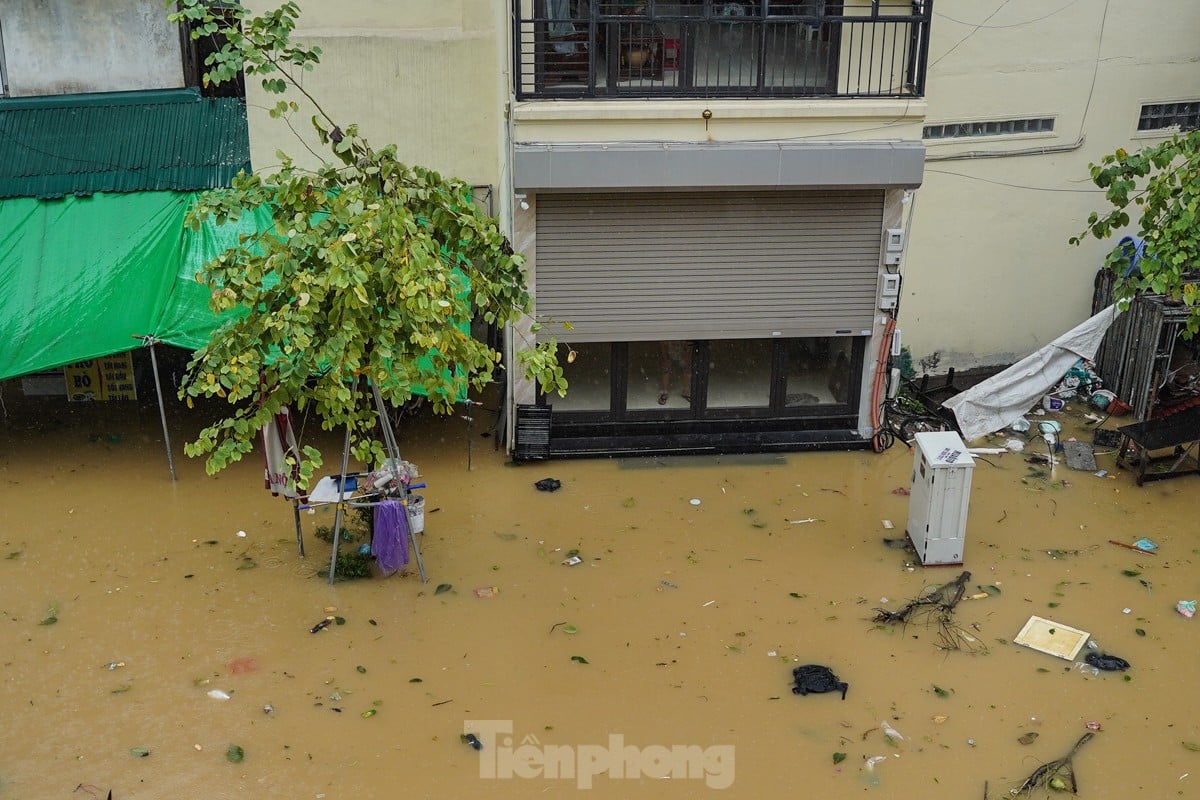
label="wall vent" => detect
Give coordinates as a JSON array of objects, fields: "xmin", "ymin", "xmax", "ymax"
[{"xmin": 923, "ymin": 117, "xmax": 1054, "ymax": 140}]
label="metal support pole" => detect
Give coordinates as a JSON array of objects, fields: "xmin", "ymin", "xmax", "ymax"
[
  {"xmin": 465, "ymin": 402, "xmax": 473, "ymax": 472},
  {"xmin": 147, "ymin": 340, "xmax": 177, "ymax": 482},
  {"xmin": 327, "ymin": 420, "xmax": 354, "ymax": 586},
  {"xmin": 370, "ymin": 381, "xmax": 427, "ymax": 583},
  {"xmin": 292, "ymin": 497, "xmax": 305, "ymax": 558}
]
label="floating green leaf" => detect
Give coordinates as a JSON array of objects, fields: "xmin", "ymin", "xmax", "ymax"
[
  {"xmin": 435, "ymin": 583, "xmax": 452, "ymax": 595},
  {"xmin": 562, "ymin": 624, "xmax": 578, "ymax": 635},
  {"xmin": 1183, "ymin": 741, "xmax": 1200, "ymax": 752},
  {"xmin": 1018, "ymin": 732, "xmax": 1039, "ymax": 745},
  {"xmin": 932, "ymin": 685, "xmax": 952, "ymax": 698},
  {"xmin": 112, "ymin": 684, "xmax": 132, "ymax": 694},
  {"xmin": 226, "ymin": 744, "xmax": 245, "ymax": 763},
  {"xmin": 39, "ymin": 615, "xmax": 57, "ymax": 626},
  {"xmin": 978, "ymin": 584, "xmax": 1001, "ymax": 596},
  {"xmin": 495, "ymin": 532, "xmax": 518, "ymax": 541},
  {"xmin": 334, "ymin": 616, "xmax": 346, "ymax": 626},
  {"xmin": 361, "ymin": 708, "xmax": 377, "ymax": 718},
  {"xmin": 1121, "ymin": 569, "xmax": 1141, "ymax": 577},
  {"xmin": 789, "ymin": 592, "xmax": 804, "ymax": 598},
  {"xmin": 1036, "ymin": 668, "xmax": 1050, "ymax": 673},
  {"xmin": 1135, "ymin": 628, "xmax": 1147, "ymax": 637},
  {"xmin": 622, "ymin": 497, "xmax": 636, "ymax": 508},
  {"xmin": 409, "ymin": 677, "xmax": 423, "ymax": 683},
  {"xmin": 570, "ymin": 655, "xmax": 589, "ymax": 664},
  {"xmin": 356, "ymin": 665, "xmax": 367, "ymax": 674},
  {"xmin": 130, "ymin": 746, "xmax": 151, "ymax": 758},
  {"xmin": 832, "ymin": 752, "xmax": 847, "ymax": 765}
]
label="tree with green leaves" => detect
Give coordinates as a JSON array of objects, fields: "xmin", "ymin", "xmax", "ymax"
[
  {"xmin": 169, "ymin": 0, "xmax": 564, "ymax": 484},
  {"xmin": 1072, "ymin": 130, "xmax": 1200, "ymax": 336}
]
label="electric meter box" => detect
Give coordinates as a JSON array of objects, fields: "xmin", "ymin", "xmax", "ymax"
[{"xmin": 906, "ymin": 431, "xmax": 974, "ymax": 566}]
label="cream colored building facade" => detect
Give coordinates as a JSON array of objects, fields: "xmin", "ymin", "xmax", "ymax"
[
  {"xmin": 909, "ymin": 0, "xmax": 1199, "ymax": 370},
  {"xmin": 241, "ymin": 0, "xmax": 1198, "ymax": 457}
]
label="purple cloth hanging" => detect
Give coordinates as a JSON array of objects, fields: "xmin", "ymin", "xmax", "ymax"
[{"xmin": 373, "ymin": 500, "xmax": 410, "ymax": 575}]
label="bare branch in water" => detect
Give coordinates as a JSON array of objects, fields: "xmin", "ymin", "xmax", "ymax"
[
  {"xmin": 872, "ymin": 571, "xmax": 984, "ymax": 653},
  {"xmin": 1014, "ymin": 732, "xmax": 1095, "ymax": 795}
]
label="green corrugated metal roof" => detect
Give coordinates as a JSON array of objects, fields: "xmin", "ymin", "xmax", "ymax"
[{"xmin": 0, "ymin": 87, "xmax": 250, "ymax": 199}]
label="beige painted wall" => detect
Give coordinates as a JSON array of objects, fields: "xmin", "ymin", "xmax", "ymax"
[
  {"xmin": 512, "ymin": 98, "xmax": 926, "ymax": 144},
  {"xmin": 902, "ymin": 0, "xmax": 1200, "ymax": 371},
  {"xmin": 244, "ymin": 1, "xmax": 505, "ymax": 189}
]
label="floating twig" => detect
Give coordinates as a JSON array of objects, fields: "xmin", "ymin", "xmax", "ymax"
[{"xmin": 1109, "ymin": 539, "xmax": 1156, "ymax": 556}]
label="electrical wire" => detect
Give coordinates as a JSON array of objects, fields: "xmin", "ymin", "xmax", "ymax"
[
  {"xmin": 1076, "ymin": 0, "xmax": 1110, "ymax": 138},
  {"xmin": 935, "ymin": 0, "xmax": 1082, "ymax": 30},
  {"xmin": 871, "ymin": 315, "xmax": 897, "ymax": 452},
  {"xmin": 928, "ymin": 0, "xmax": 1015, "ymax": 70},
  {"xmin": 924, "ymin": 168, "xmax": 1108, "ymax": 193}
]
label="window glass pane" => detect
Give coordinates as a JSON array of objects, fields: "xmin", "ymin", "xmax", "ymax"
[
  {"xmin": 707, "ymin": 339, "xmax": 772, "ymax": 408},
  {"xmin": 629, "ymin": 340, "xmax": 694, "ymax": 410},
  {"xmin": 784, "ymin": 336, "xmax": 853, "ymax": 406},
  {"xmin": 554, "ymin": 342, "xmax": 611, "ymax": 411}
]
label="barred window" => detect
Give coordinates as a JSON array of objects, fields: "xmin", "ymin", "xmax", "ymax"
[
  {"xmin": 1137, "ymin": 102, "xmax": 1200, "ymax": 132},
  {"xmin": 923, "ymin": 117, "xmax": 1055, "ymax": 140}
]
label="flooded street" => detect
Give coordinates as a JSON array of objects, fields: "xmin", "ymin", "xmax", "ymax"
[{"xmin": 1, "ymin": 392, "xmax": 1198, "ymax": 799}]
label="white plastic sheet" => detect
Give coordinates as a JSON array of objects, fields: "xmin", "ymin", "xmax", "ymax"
[{"xmin": 942, "ymin": 305, "xmax": 1123, "ymax": 441}]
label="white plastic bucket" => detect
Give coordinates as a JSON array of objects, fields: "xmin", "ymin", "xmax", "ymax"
[{"xmin": 405, "ymin": 495, "xmax": 425, "ymax": 534}]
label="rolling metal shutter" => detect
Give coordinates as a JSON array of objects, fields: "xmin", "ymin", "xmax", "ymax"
[{"xmin": 535, "ymin": 190, "xmax": 883, "ymax": 341}]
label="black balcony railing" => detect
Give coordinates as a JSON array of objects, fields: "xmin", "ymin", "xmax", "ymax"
[{"xmin": 513, "ymin": 0, "xmax": 932, "ymax": 100}]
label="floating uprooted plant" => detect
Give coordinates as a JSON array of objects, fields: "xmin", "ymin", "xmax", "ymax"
[
  {"xmin": 873, "ymin": 571, "xmax": 983, "ymax": 652},
  {"xmin": 1011, "ymin": 732, "xmax": 1095, "ymax": 795}
]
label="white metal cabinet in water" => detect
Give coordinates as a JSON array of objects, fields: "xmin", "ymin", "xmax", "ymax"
[{"xmin": 906, "ymin": 431, "xmax": 974, "ymax": 565}]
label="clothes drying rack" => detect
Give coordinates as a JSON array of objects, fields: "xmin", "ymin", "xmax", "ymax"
[{"xmin": 300, "ymin": 380, "xmax": 429, "ymax": 585}]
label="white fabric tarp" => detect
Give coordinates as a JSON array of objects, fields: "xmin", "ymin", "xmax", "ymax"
[{"xmin": 942, "ymin": 304, "xmax": 1123, "ymax": 441}]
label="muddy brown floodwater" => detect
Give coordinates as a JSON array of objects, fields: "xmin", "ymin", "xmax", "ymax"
[{"xmin": 1, "ymin": 393, "xmax": 1198, "ymax": 799}]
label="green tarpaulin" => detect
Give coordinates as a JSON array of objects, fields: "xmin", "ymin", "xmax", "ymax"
[
  {"xmin": 0, "ymin": 192, "xmax": 196, "ymax": 380},
  {"xmin": 0, "ymin": 191, "xmax": 462, "ymax": 400}
]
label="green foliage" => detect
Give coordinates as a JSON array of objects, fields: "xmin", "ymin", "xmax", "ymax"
[
  {"xmin": 312, "ymin": 524, "xmax": 361, "ymax": 545},
  {"xmin": 1071, "ymin": 130, "xmax": 1200, "ymax": 337},
  {"xmin": 168, "ymin": 0, "xmax": 563, "ymax": 479},
  {"xmin": 323, "ymin": 549, "xmax": 374, "ymax": 581}
]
